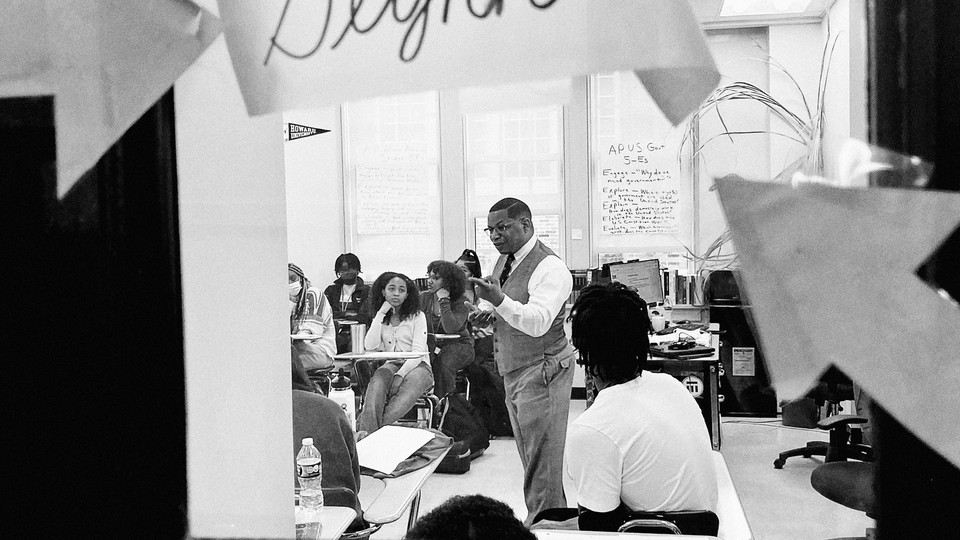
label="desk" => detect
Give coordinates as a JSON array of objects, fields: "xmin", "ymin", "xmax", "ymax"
[
  {"xmin": 333, "ymin": 352, "xmax": 429, "ymax": 394},
  {"xmin": 712, "ymin": 451, "xmax": 753, "ymax": 540},
  {"xmin": 534, "ymin": 531, "xmax": 718, "ymax": 539},
  {"xmin": 359, "ymin": 446, "xmax": 451, "ymax": 530},
  {"xmin": 646, "ymin": 358, "xmax": 721, "ymax": 450},
  {"xmin": 294, "ymin": 506, "xmax": 357, "ymax": 540}
]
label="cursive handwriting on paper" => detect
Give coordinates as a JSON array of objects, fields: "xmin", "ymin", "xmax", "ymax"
[{"xmin": 264, "ymin": 0, "xmax": 559, "ymax": 65}]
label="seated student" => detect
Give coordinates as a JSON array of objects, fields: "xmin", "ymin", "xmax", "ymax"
[
  {"xmin": 322, "ymin": 253, "xmax": 372, "ymax": 354},
  {"xmin": 455, "ymin": 248, "xmax": 494, "ymax": 357},
  {"xmin": 357, "ymin": 272, "xmax": 431, "ymax": 433},
  {"xmin": 405, "ymin": 494, "xmax": 536, "ymax": 540},
  {"xmin": 455, "ymin": 248, "xmax": 483, "ymax": 304},
  {"xmin": 290, "ymin": 354, "xmax": 364, "ymax": 525},
  {"xmin": 564, "ymin": 283, "xmax": 718, "ymax": 532},
  {"xmin": 289, "ymin": 263, "xmax": 336, "ymax": 371},
  {"xmin": 420, "ymin": 260, "xmax": 475, "ymax": 397}
]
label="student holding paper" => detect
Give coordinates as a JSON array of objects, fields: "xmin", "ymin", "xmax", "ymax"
[{"xmin": 357, "ymin": 272, "xmax": 431, "ymax": 434}]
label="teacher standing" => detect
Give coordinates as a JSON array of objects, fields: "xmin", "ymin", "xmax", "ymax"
[{"xmin": 469, "ymin": 197, "xmax": 575, "ymax": 524}]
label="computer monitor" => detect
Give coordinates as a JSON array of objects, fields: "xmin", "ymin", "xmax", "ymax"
[{"xmin": 603, "ymin": 258, "xmax": 664, "ymax": 305}]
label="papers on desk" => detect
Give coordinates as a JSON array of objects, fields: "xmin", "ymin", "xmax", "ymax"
[{"xmin": 357, "ymin": 426, "xmax": 435, "ymax": 474}]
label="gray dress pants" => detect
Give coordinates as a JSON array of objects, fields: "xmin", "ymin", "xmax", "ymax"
[{"xmin": 502, "ymin": 351, "xmax": 575, "ymax": 524}]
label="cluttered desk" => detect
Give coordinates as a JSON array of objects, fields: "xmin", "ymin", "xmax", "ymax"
[{"xmin": 647, "ymin": 322, "xmax": 721, "ymax": 450}]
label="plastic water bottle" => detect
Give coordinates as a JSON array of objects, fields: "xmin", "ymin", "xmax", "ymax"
[
  {"xmin": 297, "ymin": 438, "xmax": 324, "ymax": 509},
  {"xmin": 328, "ymin": 369, "xmax": 357, "ymax": 431}
]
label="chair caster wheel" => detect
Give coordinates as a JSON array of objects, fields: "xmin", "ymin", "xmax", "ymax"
[{"xmin": 774, "ymin": 458, "xmax": 785, "ymax": 469}]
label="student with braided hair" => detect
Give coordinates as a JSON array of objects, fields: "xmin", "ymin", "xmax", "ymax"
[
  {"xmin": 289, "ymin": 263, "xmax": 336, "ymax": 370},
  {"xmin": 563, "ymin": 282, "xmax": 717, "ymax": 532}
]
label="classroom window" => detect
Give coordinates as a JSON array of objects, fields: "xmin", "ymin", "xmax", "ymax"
[
  {"xmin": 464, "ymin": 105, "xmax": 565, "ymax": 274},
  {"xmin": 588, "ymin": 71, "xmax": 695, "ymax": 273},
  {"xmin": 341, "ymin": 92, "xmax": 442, "ymax": 278}
]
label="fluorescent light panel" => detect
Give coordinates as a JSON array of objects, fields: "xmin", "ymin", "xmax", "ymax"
[{"xmin": 719, "ymin": 0, "xmax": 812, "ymax": 17}]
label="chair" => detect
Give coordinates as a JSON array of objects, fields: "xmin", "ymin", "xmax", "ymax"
[
  {"xmin": 531, "ymin": 507, "xmax": 719, "ymax": 536},
  {"xmin": 455, "ymin": 368, "xmax": 471, "ymax": 400},
  {"xmin": 618, "ymin": 510, "xmax": 720, "ymax": 535},
  {"xmin": 774, "ymin": 367, "xmax": 874, "ymax": 469},
  {"xmin": 398, "ymin": 391, "xmax": 441, "ymax": 429}
]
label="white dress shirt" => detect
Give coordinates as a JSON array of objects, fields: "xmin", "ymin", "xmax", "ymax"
[{"xmin": 478, "ymin": 235, "xmax": 572, "ymax": 338}]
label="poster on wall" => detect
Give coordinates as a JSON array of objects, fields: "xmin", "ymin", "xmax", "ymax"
[
  {"xmin": 598, "ymin": 140, "xmax": 686, "ymax": 236},
  {"xmin": 356, "ymin": 165, "xmax": 430, "ymax": 234}
]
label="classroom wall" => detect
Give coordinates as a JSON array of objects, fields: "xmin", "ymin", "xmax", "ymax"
[
  {"xmin": 768, "ymin": 23, "xmax": 825, "ymax": 180},
  {"xmin": 823, "ymin": 0, "xmax": 869, "ymax": 184},
  {"xmin": 176, "ymin": 35, "xmax": 292, "ymax": 538},
  {"xmin": 284, "ymin": 107, "xmax": 345, "ymax": 285}
]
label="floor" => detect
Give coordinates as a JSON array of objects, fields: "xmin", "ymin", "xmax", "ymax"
[{"xmin": 369, "ymin": 400, "xmax": 874, "ymax": 540}]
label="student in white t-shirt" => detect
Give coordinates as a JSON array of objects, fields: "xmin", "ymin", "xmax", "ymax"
[{"xmin": 564, "ymin": 282, "xmax": 718, "ymax": 532}]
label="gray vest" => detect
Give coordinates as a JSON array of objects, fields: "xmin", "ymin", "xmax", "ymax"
[{"xmin": 492, "ymin": 240, "xmax": 573, "ymax": 375}]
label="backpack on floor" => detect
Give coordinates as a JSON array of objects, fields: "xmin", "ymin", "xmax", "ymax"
[
  {"xmin": 465, "ymin": 358, "xmax": 513, "ymax": 437},
  {"xmin": 435, "ymin": 440, "xmax": 472, "ymax": 474},
  {"xmin": 438, "ymin": 393, "xmax": 490, "ymax": 460}
]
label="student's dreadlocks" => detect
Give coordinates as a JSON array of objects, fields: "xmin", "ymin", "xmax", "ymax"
[{"xmin": 568, "ymin": 282, "xmax": 651, "ymax": 383}]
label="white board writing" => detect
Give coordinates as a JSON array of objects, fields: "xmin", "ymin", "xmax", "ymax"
[
  {"xmin": 356, "ymin": 165, "xmax": 429, "ymax": 234},
  {"xmin": 599, "ymin": 141, "xmax": 682, "ymax": 235}
]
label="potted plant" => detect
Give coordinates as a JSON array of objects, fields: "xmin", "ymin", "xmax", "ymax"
[{"xmin": 679, "ymin": 27, "xmax": 839, "ymax": 305}]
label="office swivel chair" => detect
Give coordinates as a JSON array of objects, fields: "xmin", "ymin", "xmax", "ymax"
[{"xmin": 774, "ymin": 366, "xmax": 874, "ymax": 469}]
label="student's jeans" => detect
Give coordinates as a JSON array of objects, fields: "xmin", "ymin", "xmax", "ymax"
[
  {"xmin": 358, "ymin": 361, "xmax": 434, "ymax": 433},
  {"xmin": 503, "ymin": 351, "xmax": 576, "ymax": 525}
]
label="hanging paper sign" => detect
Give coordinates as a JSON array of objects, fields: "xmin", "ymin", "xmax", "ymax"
[
  {"xmin": 217, "ymin": 0, "xmax": 719, "ymax": 123},
  {"xmin": 715, "ymin": 175, "xmax": 960, "ymax": 469},
  {"xmin": 0, "ymin": 0, "xmax": 221, "ymax": 198}
]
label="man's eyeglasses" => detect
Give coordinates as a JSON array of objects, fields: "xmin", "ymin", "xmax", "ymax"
[{"xmin": 483, "ymin": 220, "xmax": 518, "ymax": 236}]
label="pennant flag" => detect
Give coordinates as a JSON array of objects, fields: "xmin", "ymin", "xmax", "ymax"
[{"xmin": 285, "ymin": 123, "xmax": 330, "ymax": 141}]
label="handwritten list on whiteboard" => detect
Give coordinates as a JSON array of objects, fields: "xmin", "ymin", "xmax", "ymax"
[
  {"xmin": 356, "ymin": 165, "xmax": 429, "ymax": 234},
  {"xmin": 599, "ymin": 141, "xmax": 683, "ymax": 235}
]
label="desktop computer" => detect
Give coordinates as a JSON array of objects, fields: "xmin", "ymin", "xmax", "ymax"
[{"xmin": 707, "ymin": 270, "xmax": 777, "ymax": 416}]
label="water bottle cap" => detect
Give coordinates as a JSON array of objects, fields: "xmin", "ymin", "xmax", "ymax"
[
  {"xmin": 301, "ymin": 437, "xmax": 313, "ymax": 446},
  {"xmin": 331, "ymin": 368, "xmax": 352, "ymax": 389}
]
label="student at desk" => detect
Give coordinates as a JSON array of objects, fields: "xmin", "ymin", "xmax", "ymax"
[
  {"xmin": 563, "ymin": 283, "xmax": 717, "ymax": 531},
  {"xmin": 357, "ymin": 272, "xmax": 431, "ymax": 434},
  {"xmin": 421, "ymin": 260, "xmax": 474, "ymax": 398},
  {"xmin": 290, "ymin": 355, "xmax": 365, "ymax": 528}
]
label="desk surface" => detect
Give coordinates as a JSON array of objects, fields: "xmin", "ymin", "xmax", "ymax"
[
  {"xmin": 712, "ymin": 451, "xmax": 753, "ymax": 540},
  {"xmin": 534, "ymin": 531, "xmax": 718, "ymax": 539},
  {"xmin": 359, "ymin": 446, "xmax": 451, "ymax": 525},
  {"xmin": 333, "ymin": 351, "xmax": 427, "ymax": 360},
  {"xmin": 294, "ymin": 505, "xmax": 356, "ymax": 540}
]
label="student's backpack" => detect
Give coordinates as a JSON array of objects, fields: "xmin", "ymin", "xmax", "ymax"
[
  {"xmin": 435, "ymin": 393, "xmax": 489, "ymax": 474},
  {"xmin": 465, "ymin": 357, "xmax": 514, "ymax": 437}
]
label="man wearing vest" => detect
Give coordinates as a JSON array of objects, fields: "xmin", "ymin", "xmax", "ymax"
[{"xmin": 469, "ymin": 197, "xmax": 576, "ymax": 525}]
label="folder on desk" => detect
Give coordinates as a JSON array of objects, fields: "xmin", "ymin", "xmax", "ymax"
[
  {"xmin": 356, "ymin": 426, "xmax": 435, "ymax": 474},
  {"xmin": 649, "ymin": 344, "xmax": 716, "ymax": 359}
]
